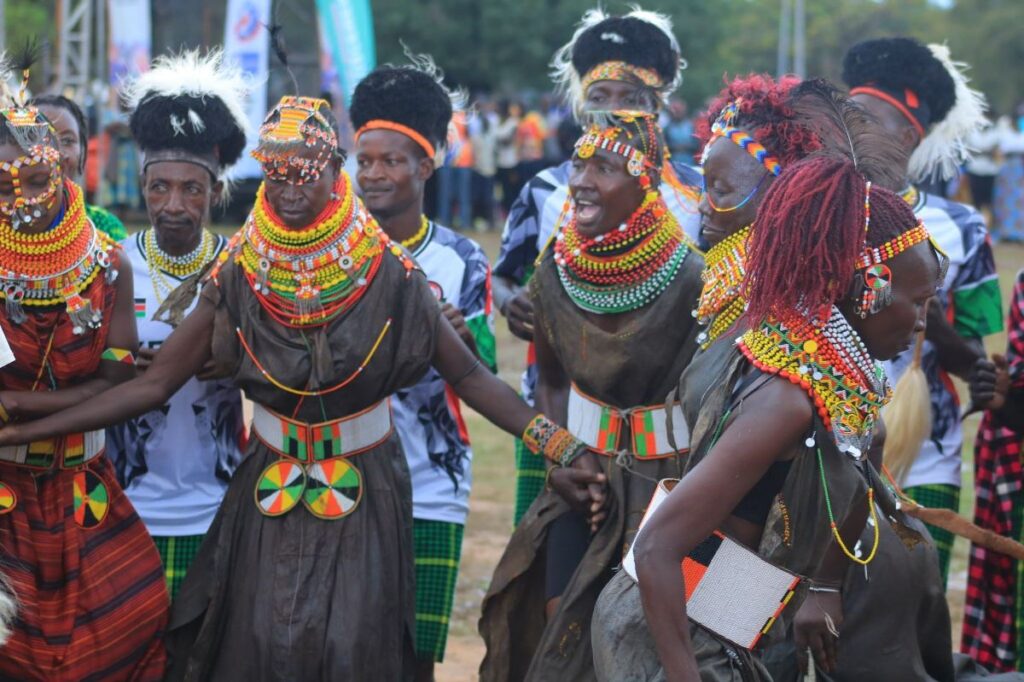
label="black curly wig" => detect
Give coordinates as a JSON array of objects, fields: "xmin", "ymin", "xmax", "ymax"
[
  {"xmin": 842, "ymin": 37, "xmax": 955, "ymax": 129},
  {"xmin": 571, "ymin": 16, "xmax": 678, "ymax": 87},
  {"xmin": 129, "ymin": 93, "xmax": 247, "ymax": 171},
  {"xmin": 349, "ymin": 66, "xmax": 452, "ymax": 154}
]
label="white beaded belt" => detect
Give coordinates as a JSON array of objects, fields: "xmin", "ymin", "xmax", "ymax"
[
  {"xmin": 251, "ymin": 399, "xmax": 393, "ymax": 462},
  {"xmin": 623, "ymin": 480, "xmax": 801, "ymax": 650},
  {"xmin": 567, "ymin": 384, "xmax": 689, "ymax": 458},
  {"xmin": 0, "ymin": 429, "xmax": 105, "ymax": 469}
]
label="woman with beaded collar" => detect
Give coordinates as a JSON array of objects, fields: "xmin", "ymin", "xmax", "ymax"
[
  {"xmin": 479, "ymin": 110, "xmax": 704, "ymax": 681},
  {"xmin": 0, "ymin": 51, "xmax": 168, "ymax": 679},
  {"xmin": 590, "ymin": 105, "xmax": 947, "ymax": 677},
  {"xmin": 0, "ymin": 93, "xmax": 599, "ymax": 680},
  {"xmin": 691, "ymin": 74, "xmax": 825, "ymax": 351}
]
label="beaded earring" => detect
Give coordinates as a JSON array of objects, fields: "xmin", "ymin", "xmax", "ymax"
[{"xmin": 852, "ymin": 183, "xmax": 931, "ymax": 317}]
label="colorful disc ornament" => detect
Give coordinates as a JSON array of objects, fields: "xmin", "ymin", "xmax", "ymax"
[
  {"xmin": 302, "ymin": 458, "xmax": 362, "ymax": 520},
  {"xmin": 0, "ymin": 481, "xmax": 16, "ymax": 514},
  {"xmin": 864, "ymin": 263, "xmax": 892, "ymax": 290},
  {"xmin": 73, "ymin": 470, "xmax": 108, "ymax": 529},
  {"xmin": 255, "ymin": 460, "xmax": 307, "ymax": 517}
]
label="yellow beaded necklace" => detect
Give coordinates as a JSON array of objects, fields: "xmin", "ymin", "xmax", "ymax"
[
  {"xmin": 400, "ymin": 216, "xmax": 430, "ymax": 251},
  {"xmin": 143, "ymin": 228, "xmax": 217, "ymax": 303},
  {"xmin": 695, "ymin": 225, "xmax": 749, "ymax": 348}
]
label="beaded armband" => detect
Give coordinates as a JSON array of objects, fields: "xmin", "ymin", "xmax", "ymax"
[
  {"xmin": 100, "ymin": 348, "xmax": 136, "ymax": 365},
  {"xmin": 522, "ymin": 415, "xmax": 588, "ymax": 467}
]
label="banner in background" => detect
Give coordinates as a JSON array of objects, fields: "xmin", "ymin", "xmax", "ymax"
[
  {"xmin": 108, "ymin": 0, "xmax": 151, "ymax": 84},
  {"xmin": 316, "ymin": 0, "xmax": 376, "ymax": 106},
  {"xmin": 223, "ymin": 0, "xmax": 271, "ymax": 179}
]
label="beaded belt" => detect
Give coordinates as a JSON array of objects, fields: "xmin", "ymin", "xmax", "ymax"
[
  {"xmin": 250, "ymin": 400, "xmax": 393, "ymax": 520},
  {"xmin": 0, "ymin": 430, "xmax": 110, "ymax": 529},
  {"xmin": 567, "ymin": 384, "xmax": 689, "ymax": 459},
  {"xmin": 622, "ymin": 480, "xmax": 801, "ymax": 650}
]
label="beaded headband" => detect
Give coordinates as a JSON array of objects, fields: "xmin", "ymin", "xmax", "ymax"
[
  {"xmin": 574, "ymin": 111, "xmax": 661, "ymax": 187},
  {"xmin": 853, "ymin": 207, "xmax": 945, "ymax": 317},
  {"xmin": 581, "ymin": 61, "xmax": 663, "ymax": 93},
  {"xmin": 702, "ymin": 100, "xmax": 782, "ymax": 177},
  {"xmin": 252, "ymin": 96, "xmax": 340, "ymax": 185},
  {"xmin": 354, "ymin": 120, "xmax": 436, "ymax": 159}
]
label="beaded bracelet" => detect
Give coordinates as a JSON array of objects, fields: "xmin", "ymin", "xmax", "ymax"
[
  {"xmin": 0, "ymin": 398, "xmax": 9, "ymax": 425},
  {"xmin": 522, "ymin": 414, "xmax": 588, "ymax": 467}
]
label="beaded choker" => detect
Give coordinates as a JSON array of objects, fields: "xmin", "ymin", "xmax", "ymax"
[
  {"xmin": 554, "ymin": 191, "xmax": 688, "ymax": 314},
  {"xmin": 234, "ymin": 173, "xmax": 413, "ymax": 327},
  {"xmin": 738, "ymin": 305, "xmax": 891, "ymax": 459},
  {"xmin": 694, "ymin": 226, "xmax": 749, "ymax": 347},
  {"xmin": 144, "ymin": 227, "xmax": 217, "ymax": 303},
  {"xmin": 0, "ymin": 181, "xmax": 116, "ymax": 333}
]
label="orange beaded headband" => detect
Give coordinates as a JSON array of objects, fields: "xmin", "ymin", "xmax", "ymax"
[
  {"xmin": 856, "ymin": 221, "xmax": 929, "ymax": 269},
  {"xmin": 355, "ymin": 120, "xmax": 436, "ymax": 159}
]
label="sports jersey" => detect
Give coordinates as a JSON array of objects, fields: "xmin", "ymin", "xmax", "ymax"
[
  {"xmin": 888, "ymin": 190, "xmax": 1003, "ymax": 489},
  {"xmin": 392, "ymin": 221, "xmax": 496, "ymax": 524},
  {"xmin": 106, "ymin": 230, "xmax": 245, "ymax": 536}
]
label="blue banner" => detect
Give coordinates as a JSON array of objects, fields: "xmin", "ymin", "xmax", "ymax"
[{"xmin": 316, "ymin": 0, "xmax": 376, "ymax": 105}]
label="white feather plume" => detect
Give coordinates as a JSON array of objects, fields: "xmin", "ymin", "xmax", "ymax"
[
  {"xmin": 908, "ymin": 43, "xmax": 989, "ymax": 183},
  {"xmin": 120, "ymin": 49, "xmax": 253, "ymax": 143},
  {"xmin": 550, "ymin": 8, "xmax": 610, "ymax": 118},
  {"xmin": 187, "ymin": 108, "xmax": 206, "ymax": 133},
  {"xmin": 624, "ymin": 5, "xmax": 686, "ymax": 94},
  {"xmin": 550, "ymin": 6, "xmax": 685, "ymax": 119}
]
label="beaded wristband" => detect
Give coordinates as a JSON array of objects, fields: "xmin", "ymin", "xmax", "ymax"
[
  {"xmin": 0, "ymin": 398, "xmax": 9, "ymax": 424},
  {"xmin": 522, "ymin": 414, "xmax": 588, "ymax": 467}
]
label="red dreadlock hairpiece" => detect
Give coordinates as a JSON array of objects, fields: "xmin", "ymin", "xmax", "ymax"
[
  {"xmin": 695, "ymin": 73, "xmax": 823, "ymax": 168},
  {"xmin": 742, "ymin": 155, "xmax": 918, "ymax": 324}
]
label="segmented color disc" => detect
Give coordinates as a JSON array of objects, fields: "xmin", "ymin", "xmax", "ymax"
[
  {"xmin": 0, "ymin": 481, "xmax": 16, "ymax": 514},
  {"xmin": 865, "ymin": 264, "xmax": 892, "ymax": 290},
  {"xmin": 302, "ymin": 458, "xmax": 362, "ymax": 520},
  {"xmin": 255, "ymin": 460, "xmax": 306, "ymax": 517},
  {"xmin": 73, "ymin": 470, "xmax": 108, "ymax": 529}
]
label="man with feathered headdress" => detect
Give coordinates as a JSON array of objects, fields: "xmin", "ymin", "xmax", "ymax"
[
  {"xmin": 842, "ymin": 37, "xmax": 1003, "ymax": 585},
  {"xmin": 492, "ymin": 6, "xmax": 702, "ymax": 528},
  {"xmin": 106, "ymin": 50, "xmax": 249, "ymax": 600}
]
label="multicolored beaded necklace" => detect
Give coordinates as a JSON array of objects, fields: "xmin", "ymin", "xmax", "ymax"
[
  {"xmin": 738, "ymin": 305, "xmax": 891, "ymax": 459},
  {"xmin": 694, "ymin": 225, "xmax": 749, "ymax": 348},
  {"xmin": 143, "ymin": 227, "xmax": 217, "ymax": 303},
  {"xmin": 232, "ymin": 173, "xmax": 413, "ymax": 327},
  {"xmin": 553, "ymin": 190, "xmax": 688, "ymax": 314},
  {"xmin": 0, "ymin": 180, "xmax": 115, "ymax": 333}
]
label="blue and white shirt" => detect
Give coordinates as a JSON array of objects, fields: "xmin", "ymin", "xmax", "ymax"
[
  {"xmin": 392, "ymin": 222, "xmax": 496, "ymax": 524},
  {"xmin": 107, "ymin": 230, "xmax": 245, "ymax": 537},
  {"xmin": 890, "ymin": 191, "xmax": 1003, "ymax": 489}
]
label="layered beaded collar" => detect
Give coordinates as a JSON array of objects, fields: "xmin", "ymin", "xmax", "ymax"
[
  {"xmin": 0, "ymin": 181, "xmax": 116, "ymax": 333},
  {"xmin": 553, "ymin": 190, "xmax": 688, "ymax": 314},
  {"xmin": 737, "ymin": 305, "xmax": 891, "ymax": 459},
  {"xmin": 143, "ymin": 227, "xmax": 217, "ymax": 303},
  {"xmin": 227, "ymin": 172, "xmax": 414, "ymax": 327},
  {"xmin": 694, "ymin": 225, "xmax": 749, "ymax": 348}
]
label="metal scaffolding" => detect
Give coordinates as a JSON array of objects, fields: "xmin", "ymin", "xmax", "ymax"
[{"xmin": 57, "ymin": 0, "xmax": 94, "ymax": 92}]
